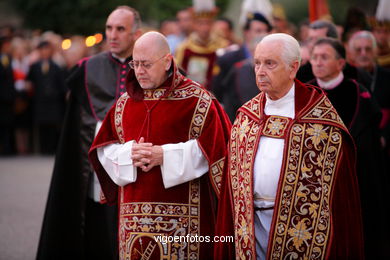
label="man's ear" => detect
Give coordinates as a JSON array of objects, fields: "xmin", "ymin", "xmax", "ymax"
[
  {"xmin": 165, "ymin": 54, "xmax": 173, "ymax": 71},
  {"xmin": 290, "ymin": 60, "xmax": 300, "ymax": 79},
  {"xmin": 133, "ymin": 29, "xmax": 143, "ymax": 40},
  {"xmin": 338, "ymin": 58, "xmax": 346, "ymax": 70}
]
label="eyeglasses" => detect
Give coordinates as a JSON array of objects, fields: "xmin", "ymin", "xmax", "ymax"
[{"xmin": 129, "ymin": 55, "xmax": 167, "ymax": 70}]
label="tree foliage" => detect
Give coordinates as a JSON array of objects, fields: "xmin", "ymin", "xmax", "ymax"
[{"xmin": 9, "ymin": 0, "xmax": 230, "ymax": 35}]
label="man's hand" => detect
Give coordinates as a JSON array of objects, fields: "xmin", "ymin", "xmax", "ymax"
[{"xmin": 132, "ymin": 137, "xmax": 163, "ymax": 172}]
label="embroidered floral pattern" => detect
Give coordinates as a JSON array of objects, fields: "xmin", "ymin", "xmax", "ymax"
[
  {"xmin": 189, "ymin": 89, "xmax": 212, "ymax": 139},
  {"xmin": 210, "ymin": 158, "xmax": 225, "ymax": 194},
  {"xmin": 302, "ymin": 96, "xmax": 344, "ymax": 127},
  {"xmin": 114, "ymin": 92, "xmax": 128, "ymax": 144},
  {"xmin": 119, "ymin": 180, "xmax": 201, "ymax": 259},
  {"xmin": 287, "ymin": 219, "xmax": 313, "ymax": 250},
  {"xmin": 230, "ymin": 93, "xmax": 344, "ymax": 259},
  {"xmin": 306, "ymin": 124, "xmax": 329, "ymax": 148},
  {"xmin": 262, "ymin": 116, "xmax": 291, "ymax": 138},
  {"xmin": 230, "ymin": 112, "xmax": 260, "ymax": 260},
  {"xmin": 269, "ymin": 123, "xmax": 343, "ymax": 259}
]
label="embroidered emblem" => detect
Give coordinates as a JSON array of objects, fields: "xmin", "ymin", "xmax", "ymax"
[
  {"xmin": 119, "ymin": 180, "xmax": 201, "ymax": 259},
  {"xmin": 306, "ymin": 124, "xmax": 329, "ymax": 148},
  {"xmin": 262, "ymin": 116, "xmax": 291, "ymax": 138},
  {"xmin": 287, "ymin": 219, "xmax": 313, "ymax": 250}
]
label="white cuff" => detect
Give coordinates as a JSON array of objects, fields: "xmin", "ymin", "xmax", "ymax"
[
  {"xmin": 160, "ymin": 139, "xmax": 209, "ymax": 189},
  {"xmin": 97, "ymin": 140, "xmax": 137, "ymax": 187}
]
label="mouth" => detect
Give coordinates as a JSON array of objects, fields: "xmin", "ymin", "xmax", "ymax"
[
  {"xmin": 137, "ymin": 78, "xmax": 149, "ymax": 82},
  {"xmin": 257, "ymin": 80, "xmax": 270, "ymax": 86}
]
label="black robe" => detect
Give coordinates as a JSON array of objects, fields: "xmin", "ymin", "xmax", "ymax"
[
  {"xmin": 221, "ymin": 58, "xmax": 259, "ymax": 122},
  {"xmin": 298, "ymin": 62, "xmax": 372, "ymax": 88},
  {"xmin": 212, "ymin": 45, "xmax": 250, "ymax": 102},
  {"xmin": 37, "ymin": 52, "xmax": 132, "ymax": 260},
  {"xmin": 309, "ymin": 78, "xmax": 388, "ymax": 258},
  {"xmin": 369, "ymin": 65, "xmax": 390, "ymax": 150},
  {"xmin": 0, "ymin": 53, "xmax": 16, "ymax": 155}
]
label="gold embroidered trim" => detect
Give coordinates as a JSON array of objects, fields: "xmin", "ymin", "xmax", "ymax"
[
  {"xmin": 241, "ymin": 94, "xmax": 262, "ymax": 119},
  {"xmin": 143, "ymin": 82, "xmax": 215, "ymax": 101},
  {"xmin": 189, "ymin": 89, "xmax": 212, "ymax": 139},
  {"xmin": 119, "ymin": 181, "xmax": 201, "ymax": 259},
  {"xmin": 230, "ymin": 113, "xmax": 260, "ymax": 259},
  {"xmin": 301, "ymin": 96, "xmax": 345, "ymax": 126},
  {"xmin": 210, "ymin": 157, "xmax": 225, "ymax": 194},
  {"xmin": 269, "ymin": 123, "xmax": 343, "ymax": 259},
  {"xmin": 114, "ymin": 92, "xmax": 128, "ymax": 144}
]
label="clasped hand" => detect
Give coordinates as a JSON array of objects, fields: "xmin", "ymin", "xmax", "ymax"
[{"xmin": 131, "ymin": 137, "xmax": 163, "ymax": 172}]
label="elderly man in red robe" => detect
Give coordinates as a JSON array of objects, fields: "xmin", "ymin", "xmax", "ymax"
[
  {"xmin": 215, "ymin": 33, "xmax": 364, "ymax": 259},
  {"xmin": 89, "ymin": 31, "xmax": 231, "ymax": 260}
]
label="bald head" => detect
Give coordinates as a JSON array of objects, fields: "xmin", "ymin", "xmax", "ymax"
[
  {"xmin": 132, "ymin": 31, "xmax": 173, "ymax": 89},
  {"xmin": 134, "ymin": 31, "xmax": 171, "ymax": 57}
]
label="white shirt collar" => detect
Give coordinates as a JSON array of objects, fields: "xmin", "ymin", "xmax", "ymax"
[
  {"xmin": 111, "ymin": 53, "xmax": 127, "ymax": 63},
  {"xmin": 317, "ymin": 72, "xmax": 344, "ymax": 90},
  {"xmin": 264, "ymin": 83, "xmax": 295, "ymax": 118}
]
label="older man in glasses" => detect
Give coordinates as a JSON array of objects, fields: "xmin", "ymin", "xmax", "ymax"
[{"xmin": 89, "ymin": 31, "xmax": 231, "ymax": 259}]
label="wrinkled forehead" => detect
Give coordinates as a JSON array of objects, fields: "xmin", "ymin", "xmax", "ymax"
[{"xmin": 254, "ymin": 41, "xmax": 283, "ymax": 60}]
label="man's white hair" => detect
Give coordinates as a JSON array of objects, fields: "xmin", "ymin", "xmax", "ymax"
[
  {"xmin": 348, "ymin": 30, "xmax": 377, "ymax": 50},
  {"xmin": 260, "ymin": 33, "xmax": 301, "ymax": 67}
]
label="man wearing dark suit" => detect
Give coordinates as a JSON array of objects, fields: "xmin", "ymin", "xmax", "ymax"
[
  {"xmin": 212, "ymin": 12, "xmax": 272, "ymax": 105},
  {"xmin": 297, "ymin": 20, "xmax": 371, "ymax": 88}
]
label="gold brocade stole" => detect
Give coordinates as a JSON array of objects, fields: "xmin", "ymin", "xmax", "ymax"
[{"xmin": 231, "ymin": 96, "xmax": 345, "ymax": 260}]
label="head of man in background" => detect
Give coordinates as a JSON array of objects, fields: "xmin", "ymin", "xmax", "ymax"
[
  {"xmin": 212, "ymin": 17, "xmax": 236, "ymax": 45},
  {"xmin": 348, "ymin": 30, "xmax": 377, "ymax": 72},
  {"xmin": 307, "ymin": 20, "xmax": 338, "ymax": 49},
  {"xmin": 105, "ymin": 6, "xmax": 142, "ymax": 59},
  {"xmin": 243, "ymin": 12, "xmax": 273, "ymax": 47},
  {"xmin": 311, "ymin": 37, "xmax": 346, "ymax": 83},
  {"xmin": 176, "ymin": 8, "xmax": 194, "ymax": 37}
]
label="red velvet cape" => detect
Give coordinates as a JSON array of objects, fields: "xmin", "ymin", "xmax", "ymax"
[
  {"xmin": 89, "ymin": 64, "xmax": 231, "ymax": 259},
  {"xmin": 215, "ymin": 80, "xmax": 364, "ymax": 259}
]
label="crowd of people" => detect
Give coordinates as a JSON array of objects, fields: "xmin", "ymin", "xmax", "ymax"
[
  {"xmin": 1, "ymin": 1, "xmax": 390, "ymax": 259},
  {"xmin": 0, "ymin": 28, "xmax": 101, "ymax": 155}
]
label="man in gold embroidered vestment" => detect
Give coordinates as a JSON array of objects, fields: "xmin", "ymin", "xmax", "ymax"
[
  {"xmin": 89, "ymin": 32, "xmax": 231, "ymax": 259},
  {"xmin": 215, "ymin": 33, "xmax": 364, "ymax": 260}
]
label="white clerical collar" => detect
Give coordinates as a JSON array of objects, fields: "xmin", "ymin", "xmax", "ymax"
[
  {"xmin": 265, "ymin": 83, "xmax": 295, "ymax": 118},
  {"xmin": 317, "ymin": 72, "xmax": 344, "ymax": 90},
  {"xmin": 265, "ymin": 83, "xmax": 295, "ymax": 106},
  {"xmin": 111, "ymin": 53, "xmax": 127, "ymax": 63}
]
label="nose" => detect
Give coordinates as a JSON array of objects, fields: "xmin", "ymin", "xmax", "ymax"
[
  {"xmin": 255, "ymin": 64, "xmax": 266, "ymax": 76},
  {"xmin": 135, "ymin": 65, "xmax": 146, "ymax": 74},
  {"xmin": 109, "ymin": 29, "xmax": 118, "ymax": 39}
]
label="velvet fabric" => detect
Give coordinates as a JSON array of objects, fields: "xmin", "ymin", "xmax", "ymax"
[
  {"xmin": 89, "ymin": 63, "xmax": 231, "ymax": 259},
  {"xmin": 310, "ymin": 77, "xmax": 386, "ymax": 258},
  {"xmin": 215, "ymin": 80, "xmax": 364, "ymax": 259}
]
